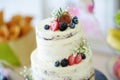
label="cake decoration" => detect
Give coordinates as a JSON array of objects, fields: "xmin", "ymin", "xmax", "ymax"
[
  {"xmin": 59, "ymin": 12, "xmax": 71, "ymax": 24},
  {"xmin": 54, "ymin": 61, "xmax": 60, "ymax": 67},
  {"xmin": 54, "ymin": 53, "xmax": 84, "ymax": 67},
  {"xmin": 44, "ymin": 24, "xmax": 50, "ymax": 30},
  {"xmin": 54, "ymin": 53, "xmax": 86, "ymax": 67},
  {"xmin": 44, "ymin": 8, "xmax": 79, "ymax": 32},
  {"xmin": 81, "ymin": 53, "xmax": 86, "ymax": 60},
  {"xmin": 52, "ymin": 8, "xmax": 63, "ymax": 19},
  {"xmin": 50, "ymin": 20, "xmax": 59, "ymax": 31},
  {"xmin": 31, "ymin": 7, "xmax": 94, "ymax": 80},
  {"xmin": 72, "ymin": 16, "xmax": 79, "ymax": 24},
  {"xmin": 61, "ymin": 58, "xmax": 69, "ymax": 67},
  {"xmin": 54, "ymin": 38, "xmax": 88, "ymax": 67},
  {"xmin": 59, "ymin": 22, "xmax": 68, "ymax": 31},
  {"xmin": 74, "ymin": 53, "xmax": 82, "ymax": 64},
  {"xmin": 68, "ymin": 54, "xmax": 76, "ymax": 66},
  {"xmin": 69, "ymin": 23, "xmax": 75, "ymax": 29}
]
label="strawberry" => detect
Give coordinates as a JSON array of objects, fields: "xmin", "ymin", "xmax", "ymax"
[
  {"xmin": 68, "ymin": 54, "xmax": 75, "ymax": 66},
  {"xmin": 54, "ymin": 18, "xmax": 58, "ymax": 22},
  {"xmin": 50, "ymin": 21, "xmax": 59, "ymax": 31},
  {"xmin": 75, "ymin": 53, "xmax": 82, "ymax": 64}
]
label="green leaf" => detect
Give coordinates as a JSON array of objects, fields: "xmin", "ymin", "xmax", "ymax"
[
  {"xmin": 58, "ymin": 11, "xmax": 61, "ymax": 16},
  {"xmin": 51, "ymin": 8, "xmax": 63, "ymax": 18},
  {"xmin": 60, "ymin": 8, "xmax": 62, "ymax": 13},
  {"xmin": 0, "ymin": 43, "xmax": 20, "ymax": 66}
]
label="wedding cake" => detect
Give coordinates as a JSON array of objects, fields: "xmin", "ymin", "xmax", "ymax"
[{"xmin": 31, "ymin": 8, "xmax": 94, "ymax": 80}]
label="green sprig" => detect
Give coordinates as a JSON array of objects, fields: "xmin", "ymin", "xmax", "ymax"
[
  {"xmin": 73, "ymin": 38, "xmax": 88, "ymax": 54},
  {"xmin": 51, "ymin": 8, "xmax": 63, "ymax": 18}
]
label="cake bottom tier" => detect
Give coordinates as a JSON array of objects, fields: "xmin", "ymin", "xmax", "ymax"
[{"xmin": 31, "ymin": 50, "xmax": 95, "ymax": 80}]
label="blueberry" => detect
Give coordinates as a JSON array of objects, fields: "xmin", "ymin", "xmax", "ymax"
[
  {"xmin": 44, "ymin": 25, "xmax": 50, "ymax": 30},
  {"xmin": 61, "ymin": 58, "xmax": 69, "ymax": 67},
  {"xmin": 81, "ymin": 54, "xmax": 86, "ymax": 60},
  {"xmin": 69, "ymin": 23, "xmax": 75, "ymax": 29},
  {"xmin": 72, "ymin": 18, "xmax": 79, "ymax": 24},
  {"xmin": 73, "ymin": 16, "xmax": 78, "ymax": 19},
  {"xmin": 55, "ymin": 61, "xmax": 60, "ymax": 67},
  {"xmin": 59, "ymin": 22, "xmax": 68, "ymax": 31}
]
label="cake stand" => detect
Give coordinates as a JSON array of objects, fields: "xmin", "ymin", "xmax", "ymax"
[{"xmin": 95, "ymin": 69, "xmax": 108, "ymax": 80}]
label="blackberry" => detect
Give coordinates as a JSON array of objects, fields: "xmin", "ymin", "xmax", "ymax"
[
  {"xmin": 61, "ymin": 58, "xmax": 69, "ymax": 67},
  {"xmin": 59, "ymin": 22, "xmax": 68, "ymax": 31},
  {"xmin": 81, "ymin": 54, "xmax": 86, "ymax": 60}
]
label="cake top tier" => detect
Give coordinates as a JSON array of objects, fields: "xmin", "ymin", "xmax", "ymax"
[
  {"xmin": 36, "ymin": 8, "xmax": 82, "ymax": 41},
  {"xmin": 43, "ymin": 8, "xmax": 79, "ymax": 32}
]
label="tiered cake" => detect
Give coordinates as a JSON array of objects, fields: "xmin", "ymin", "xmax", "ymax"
[{"xmin": 31, "ymin": 8, "xmax": 94, "ymax": 80}]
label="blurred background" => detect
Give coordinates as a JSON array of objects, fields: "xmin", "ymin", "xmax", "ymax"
[
  {"xmin": 0, "ymin": 0, "xmax": 119, "ymax": 32},
  {"xmin": 1, "ymin": 0, "xmax": 119, "ymax": 53},
  {"xmin": 0, "ymin": 0, "xmax": 120, "ymax": 80}
]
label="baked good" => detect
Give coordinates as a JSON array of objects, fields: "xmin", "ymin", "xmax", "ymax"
[{"xmin": 31, "ymin": 8, "xmax": 94, "ymax": 80}]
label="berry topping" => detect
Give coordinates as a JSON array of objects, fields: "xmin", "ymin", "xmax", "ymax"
[
  {"xmin": 75, "ymin": 53, "xmax": 82, "ymax": 64},
  {"xmin": 50, "ymin": 21, "xmax": 59, "ymax": 31},
  {"xmin": 81, "ymin": 53, "xmax": 86, "ymax": 60},
  {"xmin": 69, "ymin": 23, "xmax": 75, "ymax": 29},
  {"xmin": 61, "ymin": 58, "xmax": 69, "ymax": 67},
  {"xmin": 59, "ymin": 22, "xmax": 68, "ymax": 31},
  {"xmin": 59, "ymin": 12, "xmax": 71, "ymax": 24},
  {"xmin": 49, "ymin": 8, "xmax": 79, "ymax": 32},
  {"xmin": 44, "ymin": 25, "xmax": 50, "ymax": 30},
  {"xmin": 73, "ymin": 16, "xmax": 78, "ymax": 20},
  {"xmin": 72, "ymin": 18, "xmax": 79, "ymax": 24},
  {"xmin": 68, "ymin": 54, "xmax": 75, "ymax": 66},
  {"xmin": 54, "ymin": 18, "xmax": 58, "ymax": 22},
  {"xmin": 55, "ymin": 61, "xmax": 60, "ymax": 67}
]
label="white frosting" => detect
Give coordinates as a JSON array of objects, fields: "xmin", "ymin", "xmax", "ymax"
[
  {"xmin": 31, "ymin": 18, "xmax": 95, "ymax": 80},
  {"xmin": 36, "ymin": 18, "xmax": 83, "ymax": 40},
  {"xmin": 36, "ymin": 18, "xmax": 83, "ymax": 61},
  {"xmin": 31, "ymin": 49, "xmax": 94, "ymax": 80}
]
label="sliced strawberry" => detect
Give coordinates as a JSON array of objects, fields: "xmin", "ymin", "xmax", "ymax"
[
  {"xmin": 50, "ymin": 21, "xmax": 59, "ymax": 31},
  {"xmin": 54, "ymin": 18, "xmax": 58, "ymax": 22},
  {"xmin": 68, "ymin": 54, "xmax": 75, "ymax": 66},
  {"xmin": 75, "ymin": 53, "xmax": 82, "ymax": 64}
]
